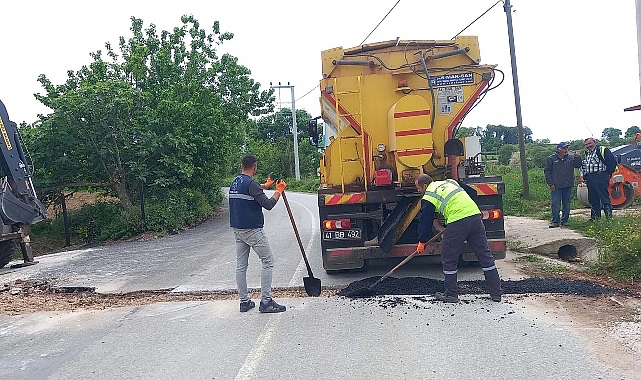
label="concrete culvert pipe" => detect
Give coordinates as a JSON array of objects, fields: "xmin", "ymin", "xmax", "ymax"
[
  {"xmin": 576, "ymin": 183, "xmax": 590, "ymax": 208},
  {"xmin": 558, "ymin": 245, "xmax": 578, "ymax": 261}
]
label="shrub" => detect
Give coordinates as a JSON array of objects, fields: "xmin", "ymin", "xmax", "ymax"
[
  {"xmin": 69, "ymin": 202, "xmax": 141, "ymax": 242},
  {"xmin": 498, "ymin": 145, "xmax": 517, "ymax": 165},
  {"xmin": 31, "ymin": 188, "xmax": 213, "ymax": 248},
  {"xmin": 144, "ymin": 188, "xmax": 212, "ymax": 233},
  {"xmin": 579, "ymin": 215, "xmax": 641, "ymax": 280}
]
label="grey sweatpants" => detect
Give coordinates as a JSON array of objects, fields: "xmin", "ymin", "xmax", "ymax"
[{"xmin": 234, "ymin": 228, "xmax": 274, "ymax": 303}]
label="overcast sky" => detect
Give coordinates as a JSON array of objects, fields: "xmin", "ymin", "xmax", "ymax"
[{"xmin": 2, "ymin": 0, "xmax": 640, "ymax": 143}]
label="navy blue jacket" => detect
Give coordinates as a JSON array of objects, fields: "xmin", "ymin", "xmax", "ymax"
[
  {"xmin": 229, "ymin": 174, "xmax": 277, "ymax": 229},
  {"xmin": 544, "ymin": 152, "xmax": 582, "ymax": 189}
]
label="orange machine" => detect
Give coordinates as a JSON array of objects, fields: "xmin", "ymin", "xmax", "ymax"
[
  {"xmin": 578, "ymin": 133, "xmax": 641, "ymax": 209},
  {"xmin": 609, "ymin": 133, "xmax": 641, "ymax": 208}
]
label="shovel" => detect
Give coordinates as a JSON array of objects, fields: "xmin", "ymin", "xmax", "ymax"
[
  {"xmin": 346, "ymin": 229, "xmax": 445, "ymax": 297},
  {"xmin": 281, "ymin": 191, "xmax": 322, "ymax": 296}
]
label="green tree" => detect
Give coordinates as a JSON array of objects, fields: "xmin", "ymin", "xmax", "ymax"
[
  {"xmin": 625, "ymin": 126, "xmax": 641, "ymax": 139},
  {"xmin": 498, "ymin": 144, "xmax": 518, "ymax": 165},
  {"xmin": 239, "ymin": 108, "xmax": 320, "ymax": 179},
  {"xmin": 601, "ymin": 127, "xmax": 623, "ymax": 144},
  {"xmin": 25, "ymin": 16, "xmax": 273, "ymax": 209},
  {"xmin": 454, "ymin": 126, "xmax": 475, "ymax": 138},
  {"xmin": 478, "ymin": 124, "xmax": 532, "ymax": 152},
  {"xmin": 525, "ymin": 144, "xmax": 555, "ymax": 169}
]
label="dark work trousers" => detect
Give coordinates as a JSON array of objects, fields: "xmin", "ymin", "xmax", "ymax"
[
  {"xmin": 585, "ymin": 172, "xmax": 612, "ymax": 220},
  {"xmin": 440, "ymin": 215, "xmax": 502, "ymax": 298}
]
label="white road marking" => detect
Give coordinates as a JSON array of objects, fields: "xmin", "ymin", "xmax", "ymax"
[
  {"xmin": 234, "ymin": 313, "xmax": 283, "ymax": 380},
  {"xmin": 235, "ymin": 195, "xmax": 316, "ymax": 380}
]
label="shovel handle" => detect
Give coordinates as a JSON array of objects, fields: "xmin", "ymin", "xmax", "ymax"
[
  {"xmin": 371, "ymin": 229, "xmax": 445, "ymax": 288},
  {"xmin": 281, "ymin": 191, "xmax": 315, "ymax": 278}
]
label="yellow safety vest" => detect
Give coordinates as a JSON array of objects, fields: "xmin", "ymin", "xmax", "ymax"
[{"xmin": 423, "ymin": 179, "xmax": 480, "ymax": 224}]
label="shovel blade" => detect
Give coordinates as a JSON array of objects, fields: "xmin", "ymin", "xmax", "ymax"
[{"xmin": 303, "ymin": 276, "xmax": 322, "ymax": 297}]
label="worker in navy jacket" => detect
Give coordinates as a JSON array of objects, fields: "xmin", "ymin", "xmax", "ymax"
[{"xmin": 229, "ymin": 154, "xmax": 287, "ymax": 313}]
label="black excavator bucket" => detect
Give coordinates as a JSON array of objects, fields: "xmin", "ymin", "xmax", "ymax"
[{"xmin": 0, "ymin": 182, "xmax": 43, "ymax": 225}]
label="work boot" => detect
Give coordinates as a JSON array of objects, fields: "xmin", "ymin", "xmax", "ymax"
[
  {"xmin": 434, "ymin": 292, "xmax": 459, "ymax": 303},
  {"xmin": 560, "ymin": 222, "xmax": 570, "ymax": 227},
  {"xmin": 240, "ymin": 300, "xmax": 255, "ymax": 312},
  {"xmin": 259, "ymin": 299, "xmax": 286, "ymax": 313},
  {"xmin": 491, "ymin": 294, "xmax": 502, "ymax": 302},
  {"xmin": 548, "ymin": 223, "xmax": 559, "ymax": 228}
]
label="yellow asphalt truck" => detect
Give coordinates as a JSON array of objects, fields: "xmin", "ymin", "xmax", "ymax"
[{"xmin": 308, "ymin": 36, "xmax": 506, "ymax": 272}]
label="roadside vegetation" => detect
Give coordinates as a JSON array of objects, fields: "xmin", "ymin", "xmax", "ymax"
[{"xmin": 13, "ymin": 16, "xmax": 639, "ymax": 280}]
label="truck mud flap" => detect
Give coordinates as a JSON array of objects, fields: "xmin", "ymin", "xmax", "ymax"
[
  {"xmin": 460, "ymin": 239, "xmax": 506, "ymax": 261},
  {"xmin": 377, "ymin": 197, "xmax": 421, "ymax": 253}
]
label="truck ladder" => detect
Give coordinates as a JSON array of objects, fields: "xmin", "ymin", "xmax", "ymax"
[{"xmin": 332, "ymin": 76, "xmax": 369, "ymax": 192}]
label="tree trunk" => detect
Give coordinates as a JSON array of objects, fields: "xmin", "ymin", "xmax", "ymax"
[{"xmin": 111, "ymin": 180, "xmax": 134, "ymax": 211}]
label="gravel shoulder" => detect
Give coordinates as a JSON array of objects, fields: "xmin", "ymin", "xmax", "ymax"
[{"xmin": 505, "ymin": 214, "xmax": 641, "ymax": 377}]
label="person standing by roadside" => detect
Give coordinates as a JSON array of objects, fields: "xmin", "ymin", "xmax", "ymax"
[
  {"xmin": 229, "ymin": 154, "xmax": 288, "ymax": 313},
  {"xmin": 579, "ymin": 137, "xmax": 617, "ymax": 221},
  {"xmin": 414, "ymin": 174, "xmax": 502, "ymax": 303},
  {"xmin": 544, "ymin": 142, "xmax": 582, "ymax": 228}
]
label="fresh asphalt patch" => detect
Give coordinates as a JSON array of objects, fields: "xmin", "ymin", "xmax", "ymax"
[
  {"xmin": 0, "ymin": 276, "xmax": 629, "ymax": 314},
  {"xmin": 337, "ymin": 276, "xmax": 627, "ymax": 299}
]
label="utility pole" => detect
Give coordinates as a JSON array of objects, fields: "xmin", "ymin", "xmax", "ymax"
[
  {"xmin": 270, "ymin": 83, "xmax": 300, "ymax": 180},
  {"xmin": 504, "ymin": 0, "xmax": 530, "ymax": 198},
  {"xmin": 623, "ymin": 0, "xmax": 641, "ymax": 114}
]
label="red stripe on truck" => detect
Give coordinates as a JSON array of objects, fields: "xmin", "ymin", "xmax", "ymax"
[
  {"xmin": 397, "ymin": 148, "xmax": 434, "ymax": 157},
  {"xmin": 321, "ymin": 90, "xmax": 371, "ymax": 183},
  {"xmin": 395, "ymin": 128, "xmax": 432, "ymax": 137},
  {"xmin": 393, "ymin": 109, "xmax": 431, "ymax": 118}
]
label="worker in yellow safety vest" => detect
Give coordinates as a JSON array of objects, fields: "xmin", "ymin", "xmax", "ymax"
[{"xmin": 415, "ymin": 174, "xmax": 502, "ymax": 303}]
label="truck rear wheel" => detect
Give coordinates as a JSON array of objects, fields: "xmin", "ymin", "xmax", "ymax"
[{"xmin": 0, "ymin": 240, "xmax": 17, "ymax": 268}]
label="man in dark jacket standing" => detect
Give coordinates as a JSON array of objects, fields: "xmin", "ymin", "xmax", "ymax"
[
  {"xmin": 579, "ymin": 137, "xmax": 617, "ymax": 220},
  {"xmin": 544, "ymin": 142, "xmax": 582, "ymax": 227},
  {"xmin": 229, "ymin": 154, "xmax": 288, "ymax": 313}
]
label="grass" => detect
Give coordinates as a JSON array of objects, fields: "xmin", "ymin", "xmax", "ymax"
[
  {"xmin": 488, "ymin": 164, "xmax": 641, "ymax": 280},
  {"xmin": 538, "ymin": 263, "xmax": 570, "ymax": 275},
  {"xmin": 512, "ymin": 254, "xmax": 544, "ymax": 263},
  {"xmin": 507, "ymin": 240, "xmax": 529, "ymax": 253}
]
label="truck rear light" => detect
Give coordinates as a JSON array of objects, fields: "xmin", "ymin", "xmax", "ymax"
[
  {"xmin": 323, "ymin": 219, "xmax": 351, "ymax": 230},
  {"xmin": 481, "ymin": 209, "xmax": 502, "ymax": 220}
]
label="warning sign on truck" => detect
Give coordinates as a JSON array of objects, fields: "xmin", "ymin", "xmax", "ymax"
[
  {"xmin": 437, "ymin": 86, "xmax": 464, "ymax": 115},
  {"xmin": 430, "ymin": 73, "xmax": 474, "ymax": 87}
]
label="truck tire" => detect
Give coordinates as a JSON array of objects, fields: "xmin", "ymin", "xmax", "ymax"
[{"xmin": 0, "ymin": 240, "xmax": 16, "ymax": 268}]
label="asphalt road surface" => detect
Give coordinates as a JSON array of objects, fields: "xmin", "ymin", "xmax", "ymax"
[{"xmin": 0, "ymin": 190, "xmax": 636, "ymax": 379}]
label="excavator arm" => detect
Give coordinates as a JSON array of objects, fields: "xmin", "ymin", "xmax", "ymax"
[
  {"xmin": 0, "ymin": 99, "xmax": 47, "ymax": 225},
  {"xmin": 0, "ymin": 99, "xmax": 47, "ymax": 269}
]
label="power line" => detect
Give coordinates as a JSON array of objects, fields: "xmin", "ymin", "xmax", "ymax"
[
  {"xmin": 451, "ymin": 0, "xmax": 503, "ymax": 40},
  {"xmin": 296, "ymin": 84, "xmax": 318, "ymax": 102},
  {"xmin": 358, "ymin": 0, "xmax": 402, "ymax": 46},
  {"xmin": 296, "ymin": 0, "xmax": 402, "ymax": 111}
]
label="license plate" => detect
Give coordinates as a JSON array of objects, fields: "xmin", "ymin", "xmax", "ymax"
[{"xmin": 323, "ymin": 229, "xmax": 362, "ymax": 240}]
